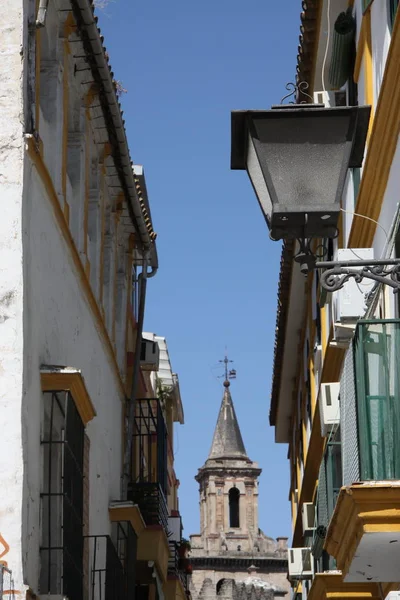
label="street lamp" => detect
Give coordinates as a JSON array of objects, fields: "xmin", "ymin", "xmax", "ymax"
[{"xmin": 230, "ymin": 92, "xmax": 400, "ymax": 292}]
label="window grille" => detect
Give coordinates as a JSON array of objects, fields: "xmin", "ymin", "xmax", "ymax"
[{"xmin": 40, "ymin": 391, "xmax": 84, "ymax": 600}]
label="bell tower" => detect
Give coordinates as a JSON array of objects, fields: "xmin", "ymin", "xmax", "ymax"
[
  {"xmin": 193, "ymin": 361, "xmax": 261, "ymax": 554},
  {"xmin": 189, "ymin": 358, "xmax": 290, "ymax": 600}
]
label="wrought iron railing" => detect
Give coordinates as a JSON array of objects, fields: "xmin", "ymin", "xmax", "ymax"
[
  {"xmin": 86, "ymin": 534, "xmax": 133, "ymax": 600},
  {"xmin": 132, "ymin": 398, "xmax": 168, "ymax": 497},
  {"xmin": 0, "ymin": 565, "xmax": 15, "ymax": 600},
  {"xmin": 168, "ymin": 542, "xmax": 189, "ymax": 596},
  {"xmin": 128, "ymin": 482, "xmax": 169, "ymax": 533}
]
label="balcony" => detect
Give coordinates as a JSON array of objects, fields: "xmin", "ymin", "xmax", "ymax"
[
  {"xmin": 128, "ymin": 482, "xmax": 169, "ymax": 533},
  {"xmin": 86, "ymin": 527, "xmax": 136, "ymax": 600},
  {"xmin": 306, "ymin": 572, "xmax": 395, "ymax": 600},
  {"xmin": 166, "ymin": 541, "xmax": 189, "ymax": 599},
  {"xmin": 341, "ymin": 320, "xmax": 400, "ymax": 486},
  {"xmin": 323, "ymin": 320, "xmax": 400, "ymax": 582}
]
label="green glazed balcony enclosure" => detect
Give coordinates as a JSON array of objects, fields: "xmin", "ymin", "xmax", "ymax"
[{"xmin": 354, "ymin": 320, "xmax": 400, "ymax": 481}]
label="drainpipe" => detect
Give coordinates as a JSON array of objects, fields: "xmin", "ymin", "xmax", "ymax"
[
  {"xmin": 122, "ymin": 253, "xmax": 158, "ymax": 500},
  {"xmin": 36, "ymin": 0, "xmax": 49, "ymax": 28}
]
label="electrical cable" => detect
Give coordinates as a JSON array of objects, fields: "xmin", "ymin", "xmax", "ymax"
[{"xmin": 321, "ymin": 0, "xmax": 331, "ymax": 94}]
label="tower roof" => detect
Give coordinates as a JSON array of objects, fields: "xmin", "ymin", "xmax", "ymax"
[{"xmin": 207, "ymin": 381, "xmax": 249, "ymax": 460}]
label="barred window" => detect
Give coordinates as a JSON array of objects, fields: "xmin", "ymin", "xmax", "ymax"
[{"xmin": 40, "ymin": 391, "xmax": 84, "ymax": 600}]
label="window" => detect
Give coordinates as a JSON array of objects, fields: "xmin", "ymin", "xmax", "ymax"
[
  {"xmin": 229, "ymin": 488, "xmax": 240, "ymax": 528},
  {"xmin": 355, "ymin": 321, "xmax": 400, "ymax": 480},
  {"xmin": 389, "ymin": 0, "xmax": 399, "ymax": 30},
  {"xmin": 40, "ymin": 391, "xmax": 85, "ymax": 600}
]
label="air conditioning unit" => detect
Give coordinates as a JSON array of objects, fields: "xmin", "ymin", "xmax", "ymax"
[
  {"xmin": 140, "ymin": 338, "xmax": 159, "ymax": 371},
  {"xmin": 168, "ymin": 515, "xmax": 182, "ymax": 542},
  {"xmin": 385, "ymin": 593, "xmax": 400, "ymax": 600},
  {"xmin": 302, "ymin": 503, "xmax": 316, "ymax": 536},
  {"xmin": 319, "ymin": 382, "xmax": 340, "ymax": 436},
  {"xmin": 313, "ymin": 90, "xmax": 347, "ymax": 107},
  {"xmin": 335, "ymin": 249, "xmax": 374, "ymax": 321},
  {"xmin": 288, "ymin": 547, "xmax": 313, "ymax": 580}
]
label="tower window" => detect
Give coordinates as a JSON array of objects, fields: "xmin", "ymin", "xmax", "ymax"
[{"xmin": 229, "ymin": 487, "xmax": 240, "ymax": 528}]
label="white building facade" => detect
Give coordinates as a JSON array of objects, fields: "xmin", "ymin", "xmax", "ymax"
[{"xmin": 0, "ymin": 2, "xmax": 194, "ymax": 600}]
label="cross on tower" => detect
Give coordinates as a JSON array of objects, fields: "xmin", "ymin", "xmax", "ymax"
[{"xmin": 219, "ymin": 355, "xmax": 237, "ymax": 385}]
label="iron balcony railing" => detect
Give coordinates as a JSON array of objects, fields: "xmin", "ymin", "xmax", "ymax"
[
  {"xmin": 168, "ymin": 542, "xmax": 189, "ymax": 596},
  {"xmin": 132, "ymin": 398, "xmax": 168, "ymax": 497},
  {"xmin": 128, "ymin": 482, "xmax": 169, "ymax": 533},
  {"xmin": 86, "ymin": 528, "xmax": 136, "ymax": 600}
]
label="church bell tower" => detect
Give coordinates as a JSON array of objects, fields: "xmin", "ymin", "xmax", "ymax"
[{"xmin": 192, "ymin": 363, "xmax": 262, "ymax": 554}]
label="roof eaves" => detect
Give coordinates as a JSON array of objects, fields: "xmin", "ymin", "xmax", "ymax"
[
  {"xmin": 296, "ymin": 0, "xmax": 322, "ymax": 98},
  {"xmin": 70, "ymin": 0, "xmax": 158, "ymax": 267},
  {"xmin": 269, "ymin": 240, "xmax": 295, "ymax": 426}
]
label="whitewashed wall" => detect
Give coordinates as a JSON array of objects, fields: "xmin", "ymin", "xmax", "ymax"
[
  {"xmin": 0, "ymin": 1, "xmax": 28, "ymax": 597},
  {"xmin": 19, "ymin": 162, "xmax": 126, "ymax": 592}
]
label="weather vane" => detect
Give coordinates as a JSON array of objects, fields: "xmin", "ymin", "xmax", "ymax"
[{"xmin": 219, "ymin": 354, "xmax": 236, "ymax": 385}]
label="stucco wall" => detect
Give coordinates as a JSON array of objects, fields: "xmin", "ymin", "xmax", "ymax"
[
  {"xmin": 19, "ymin": 163, "xmax": 126, "ymax": 592},
  {"xmin": 0, "ymin": 0, "xmax": 27, "ymax": 596}
]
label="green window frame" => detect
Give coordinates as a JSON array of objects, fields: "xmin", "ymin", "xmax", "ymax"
[
  {"xmin": 362, "ymin": 0, "xmax": 374, "ymax": 12},
  {"xmin": 354, "ymin": 320, "xmax": 400, "ymax": 480},
  {"xmin": 389, "ymin": 0, "xmax": 399, "ymax": 30}
]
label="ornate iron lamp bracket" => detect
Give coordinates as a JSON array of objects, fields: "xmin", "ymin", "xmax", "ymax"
[{"xmin": 316, "ymin": 259, "xmax": 400, "ymax": 293}]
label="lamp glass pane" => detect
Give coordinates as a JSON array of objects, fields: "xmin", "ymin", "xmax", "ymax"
[
  {"xmin": 246, "ymin": 131, "xmax": 273, "ymax": 222},
  {"xmin": 251, "ymin": 113, "xmax": 352, "ymax": 213}
]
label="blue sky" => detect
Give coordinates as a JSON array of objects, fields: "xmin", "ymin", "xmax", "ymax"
[{"xmin": 98, "ymin": 0, "xmax": 301, "ymax": 540}]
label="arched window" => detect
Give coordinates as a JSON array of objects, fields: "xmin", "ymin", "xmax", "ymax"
[
  {"xmin": 216, "ymin": 580, "xmax": 226, "ymax": 594},
  {"xmin": 229, "ymin": 487, "xmax": 240, "ymax": 528}
]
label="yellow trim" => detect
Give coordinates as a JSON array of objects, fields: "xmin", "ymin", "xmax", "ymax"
[
  {"xmin": 349, "ymin": 8, "xmax": 400, "ymax": 248},
  {"xmin": 83, "ymin": 109, "xmax": 91, "ymax": 257},
  {"xmin": 308, "ymin": 572, "xmax": 384, "ymax": 600},
  {"xmin": 354, "ymin": 15, "xmax": 368, "ymax": 83},
  {"xmin": 41, "ymin": 370, "xmax": 96, "ymax": 425},
  {"xmin": 354, "ymin": 10, "xmax": 374, "ymax": 135},
  {"xmin": 164, "ymin": 577, "xmax": 186, "ymax": 600},
  {"xmin": 325, "ymin": 483, "xmax": 400, "ymax": 578},
  {"xmin": 112, "ymin": 205, "xmax": 122, "ymax": 345},
  {"xmin": 137, "ymin": 526, "xmax": 169, "ymax": 583},
  {"xmin": 35, "ymin": 29, "xmax": 41, "ymax": 130},
  {"xmin": 27, "ymin": 137, "xmax": 126, "ymax": 399},
  {"xmin": 108, "ymin": 504, "xmax": 145, "ymax": 537},
  {"xmin": 62, "ymin": 41, "xmax": 70, "ymax": 220},
  {"xmin": 99, "ymin": 164, "xmax": 106, "ymax": 306}
]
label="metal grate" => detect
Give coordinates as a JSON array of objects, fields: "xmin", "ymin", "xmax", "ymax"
[
  {"xmin": 128, "ymin": 482, "xmax": 169, "ymax": 533},
  {"xmin": 0, "ymin": 565, "xmax": 15, "ymax": 600},
  {"xmin": 168, "ymin": 542, "xmax": 189, "ymax": 596},
  {"xmin": 86, "ymin": 529, "xmax": 136, "ymax": 600},
  {"xmin": 341, "ymin": 343, "xmax": 360, "ymax": 486},
  {"xmin": 40, "ymin": 391, "xmax": 84, "ymax": 599},
  {"xmin": 354, "ymin": 320, "xmax": 400, "ymax": 480},
  {"xmin": 131, "ymin": 398, "xmax": 168, "ymax": 497}
]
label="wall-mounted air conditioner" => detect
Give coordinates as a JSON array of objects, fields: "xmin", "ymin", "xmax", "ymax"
[
  {"xmin": 313, "ymin": 90, "xmax": 347, "ymax": 107},
  {"xmin": 335, "ymin": 249, "xmax": 374, "ymax": 321},
  {"xmin": 288, "ymin": 547, "xmax": 313, "ymax": 580},
  {"xmin": 302, "ymin": 503, "xmax": 316, "ymax": 536},
  {"xmin": 320, "ymin": 382, "xmax": 340, "ymax": 436},
  {"xmin": 140, "ymin": 338, "xmax": 160, "ymax": 371}
]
